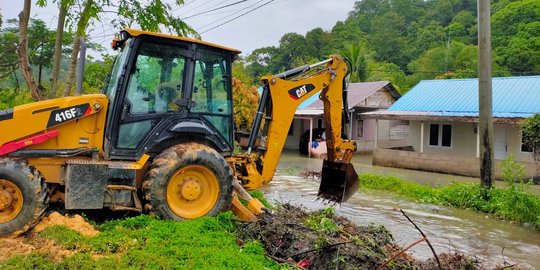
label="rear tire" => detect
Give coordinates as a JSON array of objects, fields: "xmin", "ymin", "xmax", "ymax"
[
  {"xmin": 142, "ymin": 143, "xmax": 233, "ymax": 220},
  {"xmin": 0, "ymin": 158, "xmax": 48, "ymax": 237}
]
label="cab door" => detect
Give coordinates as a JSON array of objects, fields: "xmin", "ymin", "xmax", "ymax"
[{"xmin": 107, "ymin": 37, "xmax": 191, "ymax": 159}]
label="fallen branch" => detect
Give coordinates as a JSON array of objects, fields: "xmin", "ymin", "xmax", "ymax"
[
  {"xmin": 497, "ymin": 264, "xmax": 517, "ymax": 270},
  {"xmin": 377, "ymin": 209, "xmax": 442, "ymax": 270},
  {"xmin": 289, "ymin": 240, "xmax": 352, "ymax": 258},
  {"xmin": 376, "ymin": 236, "xmax": 426, "ymax": 270},
  {"xmin": 400, "ymin": 209, "xmax": 441, "ymax": 269}
]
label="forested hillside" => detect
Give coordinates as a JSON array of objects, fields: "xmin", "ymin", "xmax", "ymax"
[
  {"xmin": 0, "ymin": 0, "xmax": 538, "ymax": 102},
  {"xmin": 241, "ymin": 0, "xmax": 540, "ymax": 92}
]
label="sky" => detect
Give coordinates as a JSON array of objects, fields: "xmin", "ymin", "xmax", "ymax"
[{"xmin": 0, "ymin": 0, "xmax": 357, "ymax": 56}]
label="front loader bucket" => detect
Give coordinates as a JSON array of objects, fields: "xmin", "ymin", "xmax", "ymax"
[{"xmin": 317, "ymin": 160, "xmax": 359, "ymax": 203}]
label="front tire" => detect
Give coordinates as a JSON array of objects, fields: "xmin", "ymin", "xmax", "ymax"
[
  {"xmin": 142, "ymin": 143, "xmax": 233, "ymax": 220},
  {"xmin": 0, "ymin": 158, "xmax": 48, "ymax": 237}
]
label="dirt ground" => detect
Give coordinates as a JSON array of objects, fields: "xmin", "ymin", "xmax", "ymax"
[
  {"xmin": 33, "ymin": 211, "xmax": 99, "ymax": 237},
  {"xmin": 0, "ymin": 211, "xmax": 98, "ymax": 262}
]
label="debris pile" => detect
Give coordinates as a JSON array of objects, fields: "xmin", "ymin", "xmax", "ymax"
[{"xmin": 237, "ymin": 204, "xmax": 485, "ymax": 270}]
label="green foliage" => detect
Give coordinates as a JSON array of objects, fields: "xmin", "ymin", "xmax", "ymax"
[
  {"xmin": 408, "ymin": 41, "xmax": 478, "ymax": 79},
  {"xmin": 243, "ymin": 0, "xmax": 539, "ymax": 93},
  {"xmin": 1, "ymin": 213, "xmax": 281, "ymax": 269},
  {"xmin": 114, "ymin": 0, "xmax": 198, "ymax": 38},
  {"xmin": 83, "ymin": 54, "xmax": 114, "ymax": 93},
  {"xmin": 359, "ymin": 173, "xmax": 540, "ymax": 230},
  {"xmin": 248, "ymin": 190, "xmax": 272, "ymax": 209},
  {"xmin": 500, "ymin": 155, "xmax": 526, "ymax": 184},
  {"xmin": 231, "ymin": 75, "xmax": 259, "ymax": 131},
  {"xmin": 0, "ymin": 88, "xmax": 34, "ymax": 109},
  {"xmin": 341, "ymin": 43, "xmax": 372, "ymax": 82},
  {"xmin": 492, "ymin": 0, "xmax": 540, "ymax": 75},
  {"xmin": 304, "ymin": 208, "xmax": 343, "ymax": 236},
  {"xmin": 522, "ymin": 113, "xmax": 540, "ymax": 165}
]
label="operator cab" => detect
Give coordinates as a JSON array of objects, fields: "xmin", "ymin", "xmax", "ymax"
[{"xmin": 103, "ymin": 29, "xmax": 241, "ymax": 160}]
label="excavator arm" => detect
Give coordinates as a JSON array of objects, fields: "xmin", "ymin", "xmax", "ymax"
[{"xmin": 228, "ymin": 55, "xmax": 359, "ymax": 215}]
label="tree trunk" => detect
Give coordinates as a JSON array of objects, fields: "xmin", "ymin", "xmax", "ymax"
[
  {"xmin": 17, "ymin": 0, "xmax": 44, "ymax": 101},
  {"xmin": 63, "ymin": 0, "xmax": 94, "ymax": 97},
  {"xmin": 63, "ymin": 37, "xmax": 81, "ymax": 97},
  {"xmin": 13, "ymin": 65, "xmax": 20, "ymax": 89},
  {"xmin": 38, "ymin": 50, "xmax": 43, "ymax": 86},
  {"xmin": 50, "ymin": 2, "xmax": 67, "ymax": 98}
]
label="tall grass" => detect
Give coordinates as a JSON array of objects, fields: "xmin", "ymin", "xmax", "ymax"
[{"xmin": 360, "ymin": 173, "xmax": 540, "ymax": 230}]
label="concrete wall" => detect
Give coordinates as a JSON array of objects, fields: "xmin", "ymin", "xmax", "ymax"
[{"xmin": 373, "ymin": 148, "xmax": 537, "ymax": 179}]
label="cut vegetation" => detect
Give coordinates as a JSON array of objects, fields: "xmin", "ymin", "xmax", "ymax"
[{"xmin": 0, "ymin": 204, "xmax": 522, "ymax": 270}]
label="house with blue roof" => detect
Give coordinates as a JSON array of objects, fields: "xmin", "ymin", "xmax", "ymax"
[{"xmin": 366, "ymin": 76, "xmax": 540, "ymax": 178}]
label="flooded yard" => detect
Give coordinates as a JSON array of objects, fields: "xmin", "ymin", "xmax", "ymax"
[{"xmin": 261, "ymin": 150, "xmax": 540, "ymax": 269}]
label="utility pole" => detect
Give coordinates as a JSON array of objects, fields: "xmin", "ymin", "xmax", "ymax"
[{"xmin": 478, "ymin": 0, "xmax": 494, "ymax": 190}]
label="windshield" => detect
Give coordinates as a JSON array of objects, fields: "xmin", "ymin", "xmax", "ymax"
[{"xmin": 104, "ymin": 41, "xmax": 130, "ymax": 103}]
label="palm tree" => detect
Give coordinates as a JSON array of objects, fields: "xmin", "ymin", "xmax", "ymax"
[{"xmin": 340, "ymin": 43, "xmax": 372, "ymax": 83}]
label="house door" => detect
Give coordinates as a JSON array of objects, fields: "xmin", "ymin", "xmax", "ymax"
[{"xmin": 494, "ymin": 125, "xmax": 507, "ymax": 160}]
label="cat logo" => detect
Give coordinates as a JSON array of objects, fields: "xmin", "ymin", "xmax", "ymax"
[{"xmin": 288, "ymin": 84, "xmax": 316, "ymax": 100}]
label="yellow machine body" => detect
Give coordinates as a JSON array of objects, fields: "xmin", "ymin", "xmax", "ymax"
[
  {"xmin": 0, "ymin": 95, "xmax": 109, "ymax": 184},
  {"xmin": 0, "ymin": 30, "xmax": 358, "ymax": 238}
]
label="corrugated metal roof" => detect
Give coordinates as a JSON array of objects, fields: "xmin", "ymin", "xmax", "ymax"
[
  {"xmin": 388, "ymin": 76, "xmax": 540, "ymax": 118},
  {"xmin": 306, "ymin": 81, "xmax": 397, "ymax": 109}
]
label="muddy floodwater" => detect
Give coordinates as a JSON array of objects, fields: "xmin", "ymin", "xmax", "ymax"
[{"xmin": 261, "ymin": 151, "xmax": 540, "ymax": 269}]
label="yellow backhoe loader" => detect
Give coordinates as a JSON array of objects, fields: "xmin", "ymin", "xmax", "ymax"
[{"xmin": 0, "ymin": 29, "xmax": 358, "ymax": 237}]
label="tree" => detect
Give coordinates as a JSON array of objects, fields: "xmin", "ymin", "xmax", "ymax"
[
  {"xmin": 407, "ymin": 41, "xmax": 478, "ymax": 79},
  {"xmin": 32, "ymin": 0, "xmax": 197, "ymax": 97},
  {"xmin": 366, "ymin": 61, "xmax": 410, "ymax": 93},
  {"xmin": 232, "ymin": 60, "xmax": 259, "ymax": 131},
  {"xmin": 369, "ymin": 11, "xmax": 408, "ymax": 69},
  {"xmin": 27, "ymin": 19, "xmax": 55, "ymax": 88},
  {"xmin": 492, "ymin": 0, "xmax": 540, "ymax": 75},
  {"xmin": 43, "ymin": 0, "xmax": 71, "ymax": 98},
  {"xmin": 341, "ymin": 43, "xmax": 372, "ymax": 82},
  {"xmin": 17, "ymin": 0, "xmax": 44, "ymax": 100},
  {"xmin": 83, "ymin": 54, "xmax": 114, "ymax": 93},
  {"xmin": 522, "ymin": 114, "xmax": 540, "ymax": 174},
  {"xmin": 0, "ymin": 21, "xmax": 19, "ymax": 86}
]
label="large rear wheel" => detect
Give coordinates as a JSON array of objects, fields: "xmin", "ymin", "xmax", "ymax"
[
  {"xmin": 0, "ymin": 158, "xmax": 48, "ymax": 237},
  {"xmin": 142, "ymin": 143, "xmax": 233, "ymax": 220}
]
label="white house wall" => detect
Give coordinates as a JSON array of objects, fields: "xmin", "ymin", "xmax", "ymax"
[
  {"xmin": 376, "ymin": 120, "xmax": 537, "ymax": 178},
  {"xmin": 284, "ymin": 118, "xmax": 305, "ymax": 150},
  {"xmin": 409, "ymin": 121, "xmax": 476, "ymax": 157}
]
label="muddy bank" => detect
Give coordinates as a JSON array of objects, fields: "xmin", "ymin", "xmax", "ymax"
[
  {"xmin": 237, "ymin": 204, "xmax": 516, "ymax": 270},
  {"xmin": 0, "ymin": 211, "xmax": 98, "ymax": 263}
]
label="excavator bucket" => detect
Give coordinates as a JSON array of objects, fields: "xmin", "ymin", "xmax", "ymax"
[{"xmin": 317, "ymin": 160, "xmax": 359, "ymax": 203}]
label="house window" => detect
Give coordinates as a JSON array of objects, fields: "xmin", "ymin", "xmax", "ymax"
[
  {"xmin": 357, "ymin": 120, "xmax": 364, "ymax": 137},
  {"xmin": 429, "ymin": 124, "xmax": 452, "ymax": 147},
  {"xmin": 521, "ymin": 130, "xmax": 532, "ymax": 152}
]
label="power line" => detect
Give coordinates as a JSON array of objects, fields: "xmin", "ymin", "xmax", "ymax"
[
  {"xmin": 172, "ymin": 0, "xmax": 199, "ymax": 12},
  {"xmin": 197, "ymin": 0, "xmax": 265, "ymax": 30},
  {"xmin": 178, "ymin": 0, "xmax": 214, "ymax": 17},
  {"xmin": 199, "ymin": 0, "xmax": 273, "ymax": 34},
  {"xmin": 182, "ymin": 0, "xmax": 249, "ymax": 20}
]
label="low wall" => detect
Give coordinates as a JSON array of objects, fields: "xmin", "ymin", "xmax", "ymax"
[{"xmin": 373, "ymin": 148, "xmax": 538, "ymax": 179}]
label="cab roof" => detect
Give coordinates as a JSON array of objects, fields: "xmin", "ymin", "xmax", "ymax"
[{"xmin": 122, "ymin": 29, "xmax": 241, "ymax": 54}]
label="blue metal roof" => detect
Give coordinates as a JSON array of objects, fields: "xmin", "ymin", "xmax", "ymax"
[{"xmin": 388, "ymin": 76, "xmax": 540, "ymax": 118}]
